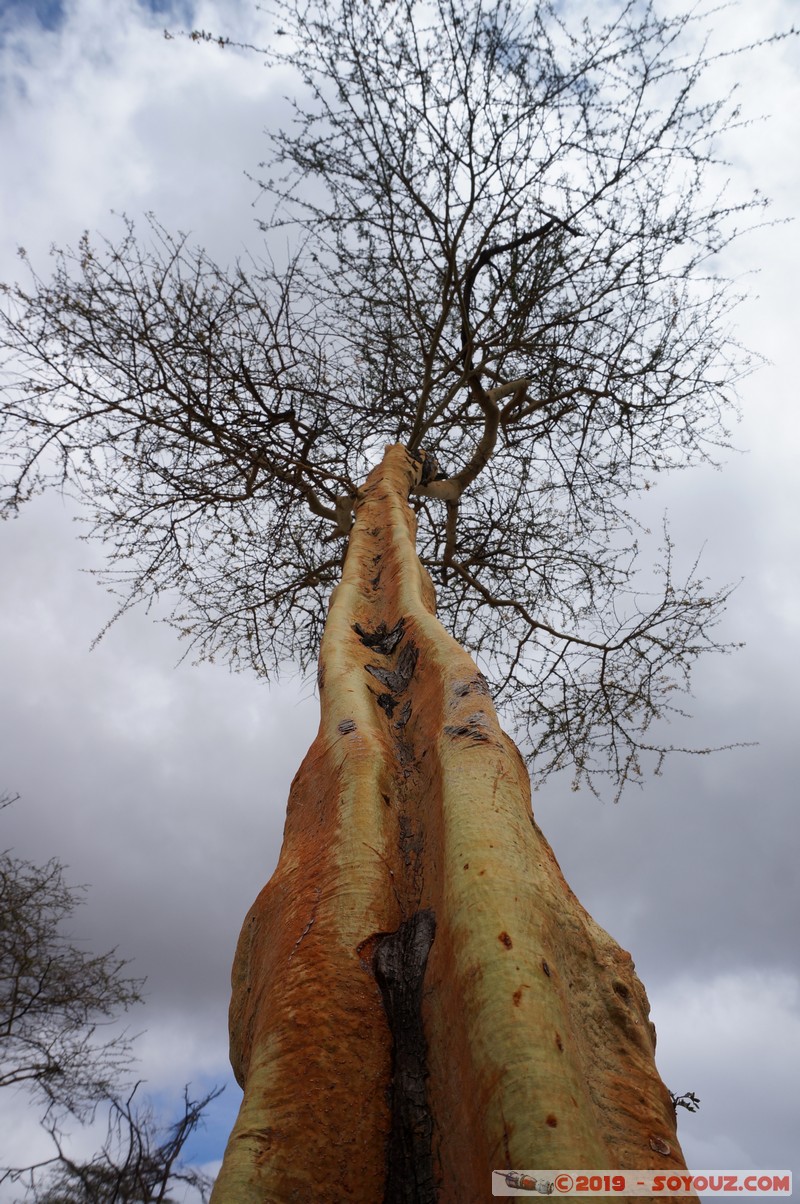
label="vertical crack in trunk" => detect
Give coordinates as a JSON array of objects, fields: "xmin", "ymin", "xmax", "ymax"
[
  {"xmin": 373, "ymin": 910, "xmax": 438, "ymax": 1204},
  {"xmin": 211, "ymin": 445, "xmax": 696, "ymax": 1204}
]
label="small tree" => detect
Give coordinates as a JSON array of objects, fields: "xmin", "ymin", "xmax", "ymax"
[
  {"xmin": 1, "ymin": 796, "xmax": 220, "ymax": 1203},
  {"xmin": 0, "ymin": 794, "xmax": 143, "ymax": 1121},
  {"xmin": 17, "ymin": 1084, "xmax": 222, "ymax": 1204},
  {"xmin": 1, "ymin": 0, "xmax": 790, "ymax": 1197}
]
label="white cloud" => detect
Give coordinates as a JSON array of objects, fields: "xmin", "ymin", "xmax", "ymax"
[{"xmin": 1, "ymin": 0, "xmax": 277, "ymax": 265}]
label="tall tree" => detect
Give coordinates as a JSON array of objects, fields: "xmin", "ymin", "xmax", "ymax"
[{"xmin": 0, "ymin": 0, "xmax": 783, "ymax": 1197}]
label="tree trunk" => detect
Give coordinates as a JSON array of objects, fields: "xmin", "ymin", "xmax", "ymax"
[{"xmin": 210, "ymin": 445, "xmax": 693, "ymax": 1203}]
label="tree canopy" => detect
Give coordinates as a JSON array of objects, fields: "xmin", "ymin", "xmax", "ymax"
[{"xmin": 1, "ymin": 0, "xmax": 779, "ymax": 794}]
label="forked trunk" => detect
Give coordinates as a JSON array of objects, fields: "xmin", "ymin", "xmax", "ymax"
[{"xmin": 211, "ymin": 446, "xmax": 693, "ymax": 1203}]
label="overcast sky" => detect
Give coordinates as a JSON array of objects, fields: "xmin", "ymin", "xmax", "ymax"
[{"xmin": 0, "ymin": 0, "xmax": 798, "ymax": 1197}]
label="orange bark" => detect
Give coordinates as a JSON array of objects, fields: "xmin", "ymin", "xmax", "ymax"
[{"xmin": 210, "ymin": 445, "xmax": 694, "ymax": 1203}]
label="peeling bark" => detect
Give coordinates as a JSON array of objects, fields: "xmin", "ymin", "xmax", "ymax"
[{"xmin": 210, "ymin": 446, "xmax": 695, "ymax": 1203}]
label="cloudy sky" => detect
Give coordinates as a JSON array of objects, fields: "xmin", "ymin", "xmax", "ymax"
[{"xmin": 0, "ymin": 0, "xmax": 798, "ymax": 1197}]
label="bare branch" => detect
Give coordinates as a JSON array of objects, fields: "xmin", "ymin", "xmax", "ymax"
[{"xmin": 0, "ymin": 0, "xmax": 781, "ymax": 791}]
